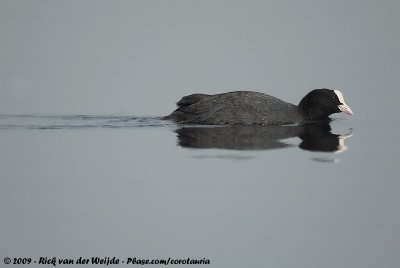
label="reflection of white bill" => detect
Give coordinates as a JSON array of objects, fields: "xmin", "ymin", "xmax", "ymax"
[{"xmin": 336, "ymin": 132, "xmax": 353, "ymax": 153}]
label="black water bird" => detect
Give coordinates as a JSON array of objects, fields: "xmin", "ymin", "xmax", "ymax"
[{"xmin": 165, "ymin": 89, "xmax": 353, "ymax": 125}]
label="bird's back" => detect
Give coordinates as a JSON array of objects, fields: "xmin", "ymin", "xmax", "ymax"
[{"xmin": 167, "ymin": 91, "xmax": 304, "ymax": 125}]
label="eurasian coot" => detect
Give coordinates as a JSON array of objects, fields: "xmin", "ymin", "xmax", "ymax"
[{"xmin": 165, "ymin": 88, "xmax": 353, "ymax": 125}]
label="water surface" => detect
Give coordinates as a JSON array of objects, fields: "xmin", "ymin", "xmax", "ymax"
[{"xmin": 1, "ymin": 114, "xmax": 399, "ymax": 267}]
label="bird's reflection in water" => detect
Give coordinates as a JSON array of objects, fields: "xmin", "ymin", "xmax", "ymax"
[{"xmin": 175, "ymin": 120, "xmax": 352, "ymax": 153}]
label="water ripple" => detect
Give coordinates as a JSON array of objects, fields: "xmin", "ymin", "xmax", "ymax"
[{"xmin": 0, "ymin": 115, "xmax": 173, "ymax": 129}]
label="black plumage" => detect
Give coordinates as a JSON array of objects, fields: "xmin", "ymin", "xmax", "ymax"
[{"xmin": 165, "ymin": 88, "xmax": 352, "ymax": 125}]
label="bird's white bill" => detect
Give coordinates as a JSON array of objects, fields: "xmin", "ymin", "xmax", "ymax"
[
  {"xmin": 338, "ymin": 103, "xmax": 353, "ymax": 115},
  {"xmin": 334, "ymin": 89, "xmax": 353, "ymax": 115}
]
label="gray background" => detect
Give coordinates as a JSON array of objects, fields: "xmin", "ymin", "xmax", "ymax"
[{"xmin": 1, "ymin": 0, "xmax": 399, "ymax": 119}]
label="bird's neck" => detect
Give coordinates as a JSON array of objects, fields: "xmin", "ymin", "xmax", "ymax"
[
  {"xmin": 304, "ymin": 108, "xmax": 330, "ymax": 120},
  {"xmin": 298, "ymin": 98, "xmax": 329, "ymax": 120}
]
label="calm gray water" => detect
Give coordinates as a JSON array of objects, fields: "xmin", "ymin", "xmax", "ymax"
[
  {"xmin": 0, "ymin": 114, "xmax": 399, "ymax": 267},
  {"xmin": 1, "ymin": 0, "xmax": 400, "ymax": 267}
]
